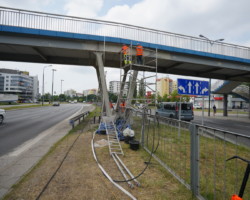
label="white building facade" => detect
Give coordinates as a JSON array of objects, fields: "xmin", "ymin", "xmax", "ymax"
[
  {"xmin": 109, "ymin": 81, "xmax": 129, "ymax": 96},
  {"xmin": 0, "ymin": 69, "xmax": 39, "ymax": 102}
]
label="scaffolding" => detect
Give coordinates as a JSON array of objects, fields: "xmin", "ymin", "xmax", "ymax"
[{"xmin": 117, "ymin": 43, "xmax": 158, "ymax": 118}]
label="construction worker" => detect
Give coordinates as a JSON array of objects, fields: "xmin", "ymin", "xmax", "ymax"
[
  {"xmin": 231, "ymin": 195, "xmax": 242, "ymax": 200},
  {"xmin": 120, "ymin": 101, "xmax": 126, "ymax": 112},
  {"xmin": 136, "ymin": 43, "xmax": 143, "ymax": 65},
  {"xmin": 121, "ymin": 44, "xmax": 131, "ymax": 65}
]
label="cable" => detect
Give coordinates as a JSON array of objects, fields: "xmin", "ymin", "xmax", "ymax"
[
  {"xmin": 35, "ymin": 130, "xmax": 82, "ymax": 200},
  {"xmin": 113, "ymin": 114, "xmax": 160, "ymax": 183},
  {"xmin": 91, "ymin": 126, "xmax": 137, "ymax": 200}
]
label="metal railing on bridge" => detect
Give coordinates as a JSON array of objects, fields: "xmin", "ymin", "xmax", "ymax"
[
  {"xmin": 131, "ymin": 109, "xmax": 250, "ymax": 200},
  {"xmin": 0, "ymin": 6, "xmax": 250, "ymax": 60}
]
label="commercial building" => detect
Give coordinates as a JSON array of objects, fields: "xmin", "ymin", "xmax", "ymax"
[
  {"xmin": 64, "ymin": 89, "xmax": 77, "ymax": 97},
  {"xmin": 83, "ymin": 89, "xmax": 98, "ymax": 96},
  {"xmin": 156, "ymin": 77, "xmax": 173, "ymax": 97},
  {"xmin": 0, "ymin": 68, "xmax": 39, "ymax": 102}
]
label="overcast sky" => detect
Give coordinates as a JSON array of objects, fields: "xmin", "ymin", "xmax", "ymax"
[{"xmin": 0, "ymin": 0, "xmax": 250, "ymax": 94}]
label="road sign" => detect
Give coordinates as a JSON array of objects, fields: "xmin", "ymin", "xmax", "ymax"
[{"xmin": 177, "ymin": 78, "xmax": 209, "ymax": 96}]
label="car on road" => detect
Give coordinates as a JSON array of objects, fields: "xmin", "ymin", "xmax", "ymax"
[
  {"xmin": 52, "ymin": 102, "xmax": 60, "ymax": 106},
  {"xmin": 0, "ymin": 109, "xmax": 6, "ymax": 124},
  {"xmin": 156, "ymin": 102, "xmax": 194, "ymax": 121},
  {"xmin": 193, "ymin": 104, "xmax": 202, "ymax": 109}
]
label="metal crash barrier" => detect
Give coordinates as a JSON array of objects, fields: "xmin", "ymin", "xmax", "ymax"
[{"xmin": 69, "ymin": 111, "xmax": 89, "ymax": 128}]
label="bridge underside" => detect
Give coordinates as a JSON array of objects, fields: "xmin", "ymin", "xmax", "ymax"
[{"xmin": 1, "ymin": 31, "xmax": 250, "ymax": 82}]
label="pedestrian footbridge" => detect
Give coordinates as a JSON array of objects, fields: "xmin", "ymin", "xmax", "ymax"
[{"xmin": 0, "ymin": 7, "xmax": 250, "ymax": 82}]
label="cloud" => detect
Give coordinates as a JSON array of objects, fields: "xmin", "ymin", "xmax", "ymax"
[
  {"xmin": 0, "ymin": 0, "xmax": 54, "ymax": 11},
  {"xmin": 64, "ymin": 0, "xmax": 103, "ymax": 18},
  {"xmin": 102, "ymin": 0, "xmax": 250, "ymax": 46}
]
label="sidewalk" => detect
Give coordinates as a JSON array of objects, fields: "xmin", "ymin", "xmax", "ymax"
[{"xmin": 194, "ymin": 110, "xmax": 250, "ymax": 123}]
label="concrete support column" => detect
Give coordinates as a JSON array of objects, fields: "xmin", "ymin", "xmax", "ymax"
[
  {"xmin": 95, "ymin": 66, "xmax": 103, "ymax": 109},
  {"xmin": 223, "ymin": 94, "xmax": 228, "ymax": 117},
  {"xmin": 116, "ymin": 68, "xmax": 129, "ymax": 112},
  {"xmin": 94, "ymin": 52, "xmax": 111, "ymax": 117},
  {"xmin": 126, "ymin": 70, "xmax": 138, "ymax": 107}
]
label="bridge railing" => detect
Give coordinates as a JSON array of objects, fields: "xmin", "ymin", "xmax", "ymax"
[
  {"xmin": 131, "ymin": 110, "xmax": 250, "ymax": 200},
  {"xmin": 0, "ymin": 6, "xmax": 250, "ymax": 60}
]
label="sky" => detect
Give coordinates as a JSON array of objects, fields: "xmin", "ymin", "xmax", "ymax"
[{"xmin": 0, "ymin": 0, "xmax": 250, "ymax": 94}]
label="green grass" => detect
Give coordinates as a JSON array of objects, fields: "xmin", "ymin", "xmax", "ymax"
[{"xmin": 131, "ymin": 116, "xmax": 250, "ymax": 200}]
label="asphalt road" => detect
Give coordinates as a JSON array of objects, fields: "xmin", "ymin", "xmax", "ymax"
[
  {"xmin": 193, "ymin": 115, "xmax": 250, "ymax": 137},
  {"xmin": 0, "ymin": 104, "xmax": 87, "ymax": 156}
]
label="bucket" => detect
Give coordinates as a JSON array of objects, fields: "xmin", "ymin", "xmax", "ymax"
[
  {"xmin": 124, "ymin": 136, "xmax": 134, "ymax": 144},
  {"xmin": 129, "ymin": 140, "xmax": 140, "ymax": 150}
]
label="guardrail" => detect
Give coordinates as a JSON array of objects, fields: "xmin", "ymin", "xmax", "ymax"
[
  {"xmin": 0, "ymin": 6, "xmax": 249, "ymax": 60},
  {"xmin": 69, "ymin": 111, "xmax": 89, "ymax": 128},
  {"xmin": 131, "ymin": 110, "xmax": 250, "ymax": 200}
]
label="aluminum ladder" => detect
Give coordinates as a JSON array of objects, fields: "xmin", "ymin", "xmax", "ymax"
[{"xmin": 103, "ymin": 116, "xmax": 124, "ymax": 156}]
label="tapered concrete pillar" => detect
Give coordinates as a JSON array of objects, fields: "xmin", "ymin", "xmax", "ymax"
[
  {"xmin": 94, "ymin": 52, "xmax": 111, "ymax": 117},
  {"xmin": 95, "ymin": 66, "xmax": 104, "ymax": 109},
  {"xmin": 126, "ymin": 70, "xmax": 138, "ymax": 107},
  {"xmin": 223, "ymin": 94, "xmax": 228, "ymax": 116}
]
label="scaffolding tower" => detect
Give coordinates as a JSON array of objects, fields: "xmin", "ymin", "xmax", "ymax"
[{"xmin": 116, "ymin": 43, "xmax": 158, "ymax": 122}]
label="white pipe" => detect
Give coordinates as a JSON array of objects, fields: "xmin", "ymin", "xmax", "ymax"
[
  {"xmin": 115, "ymin": 154, "xmax": 140, "ymax": 186},
  {"xmin": 91, "ymin": 131, "xmax": 137, "ymax": 200}
]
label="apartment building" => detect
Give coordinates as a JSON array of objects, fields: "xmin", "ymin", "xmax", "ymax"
[
  {"xmin": 109, "ymin": 81, "xmax": 129, "ymax": 96},
  {"xmin": 156, "ymin": 77, "xmax": 173, "ymax": 97}
]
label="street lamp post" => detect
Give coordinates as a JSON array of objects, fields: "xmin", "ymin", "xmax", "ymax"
[
  {"xmin": 60, "ymin": 79, "xmax": 64, "ymax": 102},
  {"xmin": 51, "ymin": 69, "xmax": 57, "ymax": 103},
  {"xmin": 199, "ymin": 34, "xmax": 224, "ymax": 117},
  {"xmin": 42, "ymin": 65, "xmax": 52, "ymax": 106},
  {"xmin": 61, "ymin": 79, "xmax": 64, "ymax": 94}
]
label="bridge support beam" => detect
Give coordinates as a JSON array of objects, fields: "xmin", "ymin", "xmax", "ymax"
[
  {"xmin": 94, "ymin": 52, "xmax": 111, "ymax": 117},
  {"xmin": 95, "ymin": 65, "xmax": 103, "ymax": 108},
  {"xmin": 126, "ymin": 70, "xmax": 138, "ymax": 107},
  {"xmin": 223, "ymin": 94, "xmax": 228, "ymax": 116}
]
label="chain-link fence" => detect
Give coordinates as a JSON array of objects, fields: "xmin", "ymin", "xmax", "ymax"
[{"xmin": 131, "ymin": 110, "xmax": 250, "ymax": 200}]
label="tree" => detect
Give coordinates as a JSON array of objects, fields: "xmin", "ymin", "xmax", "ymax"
[
  {"xmin": 170, "ymin": 90, "xmax": 179, "ymax": 102},
  {"xmin": 59, "ymin": 94, "xmax": 66, "ymax": 102},
  {"xmin": 138, "ymin": 78, "xmax": 145, "ymax": 97},
  {"xmin": 162, "ymin": 94, "xmax": 169, "ymax": 102},
  {"xmin": 109, "ymin": 92, "xmax": 118, "ymax": 103},
  {"xmin": 87, "ymin": 94, "xmax": 97, "ymax": 102}
]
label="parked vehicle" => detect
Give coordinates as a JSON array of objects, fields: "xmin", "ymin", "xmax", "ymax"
[
  {"xmin": 193, "ymin": 104, "xmax": 202, "ymax": 109},
  {"xmin": 156, "ymin": 102, "xmax": 194, "ymax": 121},
  {"xmin": 52, "ymin": 102, "xmax": 60, "ymax": 106},
  {"xmin": 0, "ymin": 109, "xmax": 6, "ymax": 124}
]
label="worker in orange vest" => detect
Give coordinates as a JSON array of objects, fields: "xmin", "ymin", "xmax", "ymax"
[
  {"xmin": 231, "ymin": 195, "xmax": 243, "ymax": 200},
  {"xmin": 120, "ymin": 101, "xmax": 126, "ymax": 112},
  {"xmin": 121, "ymin": 44, "xmax": 131, "ymax": 65},
  {"xmin": 136, "ymin": 43, "xmax": 143, "ymax": 65}
]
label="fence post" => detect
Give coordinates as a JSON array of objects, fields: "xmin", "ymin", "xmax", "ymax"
[
  {"xmin": 141, "ymin": 110, "xmax": 146, "ymax": 147},
  {"xmin": 189, "ymin": 123, "xmax": 199, "ymax": 196}
]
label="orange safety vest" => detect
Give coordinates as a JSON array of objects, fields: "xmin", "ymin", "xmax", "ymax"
[
  {"xmin": 231, "ymin": 195, "xmax": 243, "ymax": 200},
  {"xmin": 136, "ymin": 45, "xmax": 143, "ymax": 56},
  {"xmin": 122, "ymin": 45, "xmax": 129, "ymax": 55}
]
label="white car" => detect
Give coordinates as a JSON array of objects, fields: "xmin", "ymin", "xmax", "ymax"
[
  {"xmin": 52, "ymin": 102, "xmax": 60, "ymax": 106},
  {"xmin": 193, "ymin": 104, "xmax": 202, "ymax": 109},
  {"xmin": 0, "ymin": 109, "xmax": 6, "ymax": 124}
]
